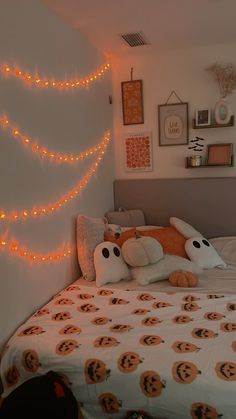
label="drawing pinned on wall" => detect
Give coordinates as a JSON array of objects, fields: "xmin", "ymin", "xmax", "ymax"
[
  {"xmin": 124, "ymin": 132, "xmax": 153, "ymax": 172},
  {"xmin": 121, "ymin": 68, "xmax": 144, "ymax": 125}
]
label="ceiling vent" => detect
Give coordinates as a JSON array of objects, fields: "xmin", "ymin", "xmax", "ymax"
[{"xmin": 120, "ymin": 31, "xmax": 149, "ymax": 47}]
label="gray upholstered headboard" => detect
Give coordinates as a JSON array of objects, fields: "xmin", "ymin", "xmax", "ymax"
[{"xmin": 114, "ymin": 178, "xmax": 236, "ymax": 238}]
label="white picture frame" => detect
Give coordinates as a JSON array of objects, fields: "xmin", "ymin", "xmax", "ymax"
[
  {"xmin": 123, "ymin": 132, "xmax": 153, "ymax": 172},
  {"xmin": 195, "ymin": 108, "xmax": 211, "ymax": 126}
]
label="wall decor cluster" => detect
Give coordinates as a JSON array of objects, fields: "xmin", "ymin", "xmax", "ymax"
[
  {"xmin": 158, "ymin": 91, "xmax": 189, "ymax": 146},
  {"xmin": 124, "ymin": 132, "xmax": 152, "ymax": 172}
]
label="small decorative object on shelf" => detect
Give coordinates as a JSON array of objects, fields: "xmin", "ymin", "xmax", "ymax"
[
  {"xmin": 187, "ymin": 136, "xmax": 205, "ymax": 166},
  {"xmin": 206, "ymin": 62, "xmax": 236, "ymax": 125},
  {"xmin": 195, "ymin": 108, "xmax": 211, "ymax": 127}
]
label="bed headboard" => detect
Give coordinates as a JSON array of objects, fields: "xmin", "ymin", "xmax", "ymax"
[{"xmin": 114, "ymin": 177, "xmax": 236, "ymax": 238}]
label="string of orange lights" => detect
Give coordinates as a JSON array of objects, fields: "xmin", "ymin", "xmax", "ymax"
[
  {"xmin": 0, "ymin": 137, "xmax": 109, "ymax": 222},
  {"xmin": 1, "ymin": 62, "xmax": 110, "ymax": 89},
  {"xmin": 0, "ymin": 115, "xmax": 110, "ymax": 164},
  {"xmin": 0, "ymin": 234, "xmax": 72, "ymax": 263}
]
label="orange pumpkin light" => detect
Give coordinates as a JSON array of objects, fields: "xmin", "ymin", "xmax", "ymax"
[{"xmin": 169, "ymin": 271, "xmax": 198, "ymax": 287}]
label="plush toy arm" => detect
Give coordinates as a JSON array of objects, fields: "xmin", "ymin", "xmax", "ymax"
[{"xmin": 169, "ymin": 217, "xmax": 202, "ymax": 239}]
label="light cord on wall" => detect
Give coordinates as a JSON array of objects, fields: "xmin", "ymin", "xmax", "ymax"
[
  {"xmin": 0, "ymin": 134, "xmax": 110, "ymax": 222},
  {"xmin": 1, "ymin": 62, "xmax": 110, "ymax": 89},
  {"xmin": 0, "ymin": 115, "xmax": 109, "ymax": 164}
]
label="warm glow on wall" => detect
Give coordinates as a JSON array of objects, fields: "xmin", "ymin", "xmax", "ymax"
[
  {"xmin": 0, "ymin": 115, "xmax": 110, "ymax": 164},
  {"xmin": 2, "ymin": 62, "xmax": 110, "ymax": 89},
  {"xmin": 0, "ymin": 134, "xmax": 110, "ymax": 222},
  {"xmin": 0, "ymin": 234, "xmax": 72, "ymax": 263}
]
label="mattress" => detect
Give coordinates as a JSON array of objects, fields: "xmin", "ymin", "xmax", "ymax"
[{"xmin": 1, "ymin": 237, "xmax": 236, "ymax": 419}]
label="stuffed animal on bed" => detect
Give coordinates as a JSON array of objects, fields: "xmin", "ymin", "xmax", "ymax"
[
  {"xmin": 121, "ymin": 234, "xmax": 202, "ymax": 287},
  {"xmin": 94, "ymin": 217, "xmax": 226, "ymax": 288}
]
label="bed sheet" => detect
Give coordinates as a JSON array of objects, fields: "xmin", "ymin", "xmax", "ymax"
[{"xmin": 1, "ymin": 279, "xmax": 236, "ymax": 419}]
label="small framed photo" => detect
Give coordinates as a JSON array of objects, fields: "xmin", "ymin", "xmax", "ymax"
[
  {"xmin": 121, "ymin": 80, "xmax": 144, "ymax": 125},
  {"xmin": 158, "ymin": 102, "xmax": 189, "ymax": 146},
  {"xmin": 124, "ymin": 132, "xmax": 153, "ymax": 172},
  {"xmin": 207, "ymin": 143, "xmax": 233, "ymax": 166},
  {"xmin": 195, "ymin": 108, "xmax": 211, "ymax": 126}
]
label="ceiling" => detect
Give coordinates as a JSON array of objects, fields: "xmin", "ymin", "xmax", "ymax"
[{"xmin": 42, "ymin": 0, "xmax": 236, "ymax": 57}]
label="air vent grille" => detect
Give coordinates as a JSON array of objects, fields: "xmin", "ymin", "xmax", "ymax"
[{"xmin": 120, "ymin": 32, "xmax": 149, "ymax": 47}]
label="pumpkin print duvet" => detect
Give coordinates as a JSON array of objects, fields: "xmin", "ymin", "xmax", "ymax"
[{"xmin": 1, "ymin": 283, "xmax": 236, "ymax": 418}]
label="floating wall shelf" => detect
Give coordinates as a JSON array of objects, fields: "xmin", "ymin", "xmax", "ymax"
[
  {"xmin": 192, "ymin": 115, "xmax": 234, "ymax": 129},
  {"xmin": 186, "ymin": 155, "xmax": 234, "ymax": 168}
]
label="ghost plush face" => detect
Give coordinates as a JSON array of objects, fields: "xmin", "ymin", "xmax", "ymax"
[
  {"xmin": 94, "ymin": 241, "xmax": 130, "ymax": 287},
  {"xmin": 185, "ymin": 237, "xmax": 226, "ymax": 269}
]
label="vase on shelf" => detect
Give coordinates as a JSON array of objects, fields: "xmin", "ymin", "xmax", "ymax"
[{"xmin": 214, "ymin": 97, "xmax": 231, "ymax": 125}]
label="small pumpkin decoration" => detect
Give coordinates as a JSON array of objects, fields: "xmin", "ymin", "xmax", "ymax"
[
  {"xmin": 169, "ymin": 271, "xmax": 198, "ymax": 287},
  {"xmin": 122, "ymin": 236, "xmax": 163, "ymax": 267}
]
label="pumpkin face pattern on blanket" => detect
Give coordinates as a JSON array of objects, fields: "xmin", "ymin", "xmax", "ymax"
[
  {"xmin": 18, "ymin": 326, "xmax": 45, "ymax": 336},
  {"xmin": 117, "ymin": 352, "xmax": 143, "ymax": 373},
  {"xmin": 1, "ymin": 284, "xmax": 236, "ymax": 419},
  {"xmin": 191, "ymin": 402, "xmax": 221, "ymax": 419},
  {"xmin": 84, "ymin": 359, "xmax": 110, "ymax": 384},
  {"xmin": 172, "ymin": 361, "xmax": 201, "ymax": 384},
  {"xmin": 22, "ymin": 349, "xmax": 40, "ymax": 372},
  {"xmin": 140, "ymin": 370, "xmax": 165, "ymax": 397}
]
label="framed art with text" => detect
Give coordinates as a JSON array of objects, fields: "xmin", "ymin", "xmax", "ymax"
[
  {"xmin": 124, "ymin": 132, "xmax": 152, "ymax": 172},
  {"xmin": 158, "ymin": 102, "xmax": 189, "ymax": 146},
  {"xmin": 121, "ymin": 80, "xmax": 144, "ymax": 125}
]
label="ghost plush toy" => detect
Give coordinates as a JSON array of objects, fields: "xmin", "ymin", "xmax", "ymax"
[
  {"xmin": 94, "ymin": 241, "xmax": 130, "ymax": 287},
  {"xmin": 170, "ymin": 217, "xmax": 227, "ymax": 270},
  {"xmin": 185, "ymin": 236, "xmax": 226, "ymax": 269}
]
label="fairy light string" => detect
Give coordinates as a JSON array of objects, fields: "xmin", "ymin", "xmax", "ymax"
[
  {"xmin": 0, "ymin": 136, "xmax": 109, "ymax": 222},
  {"xmin": 0, "ymin": 234, "xmax": 72, "ymax": 263},
  {"xmin": 1, "ymin": 62, "xmax": 110, "ymax": 89},
  {"xmin": 0, "ymin": 115, "xmax": 110, "ymax": 164}
]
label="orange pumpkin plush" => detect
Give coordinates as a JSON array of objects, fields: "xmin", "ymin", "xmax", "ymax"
[{"xmin": 169, "ymin": 271, "xmax": 198, "ymax": 287}]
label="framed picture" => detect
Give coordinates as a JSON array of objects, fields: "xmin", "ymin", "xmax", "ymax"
[
  {"xmin": 158, "ymin": 102, "xmax": 189, "ymax": 146},
  {"xmin": 121, "ymin": 80, "xmax": 144, "ymax": 125},
  {"xmin": 124, "ymin": 132, "xmax": 153, "ymax": 172},
  {"xmin": 207, "ymin": 143, "xmax": 233, "ymax": 165},
  {"xmin": 195, "ymin": 108, "xmax": 211, "ymax": 126}
]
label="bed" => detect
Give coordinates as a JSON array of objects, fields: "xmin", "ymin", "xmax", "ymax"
[{"xmin": 1, "ymin": 178, "xmax": 236, "ymax": 419}]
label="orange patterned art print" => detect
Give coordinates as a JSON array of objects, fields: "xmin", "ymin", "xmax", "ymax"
[
  {"xmin": 121, "ymin": 80, "xmax": 144, "ymax": 125},
  {"xmin": 124, "ymin": 133, "xmax": 153, "ymax": 172}
]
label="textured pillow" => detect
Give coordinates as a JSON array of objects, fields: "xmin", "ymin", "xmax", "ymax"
[
  {"xmin": 94, "ymin": 241, "xmax": 130, "ymax": 287},
  {"xmin": 185, "ymin": 236, "xmax": 227, "ymax": 269},
  {"xmin": 105, "ymin": 209, "xmax": 146, "ymax": 227},
  {"xmin": 140, "ymin": 227, "xmax": 188, "ymax": 258},
  {"xmin": 131, "ymin": 254, "xmax": 202, "ymax": 286},
  {"xmin": 169, "ymin": 217, "xmax": 202, "ymax": 239},
  {"xmin": 76, "ymin": 215, "xmax": 105, "ymax": 281}
]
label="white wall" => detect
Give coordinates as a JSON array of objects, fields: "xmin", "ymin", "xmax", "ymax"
[
  {"xmin": 112, "ymin": 42, "xmax": 236, "ymax": 178},
  {"xmin": 0, "ymin": 0, "xmax": 114, "ymax": 350}
]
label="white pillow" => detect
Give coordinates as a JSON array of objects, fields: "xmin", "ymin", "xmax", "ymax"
[
  {"xmin": 185, "ymin": 236, "xmax": 226, "ymax": 269},
  {"xmin": 131, "ymin": 254, "xmax": 202, "ymax": 286},
  {"xmin": 94, "ymin": 241, "xmax": 130, "ymax": 287},
  {"xmin": 169, "ymin": 217, "xmax": 202, "ymax": 239},
  {"xmin": 77, "ymin": 215, "xmax": 105, "ymax": 281}
]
